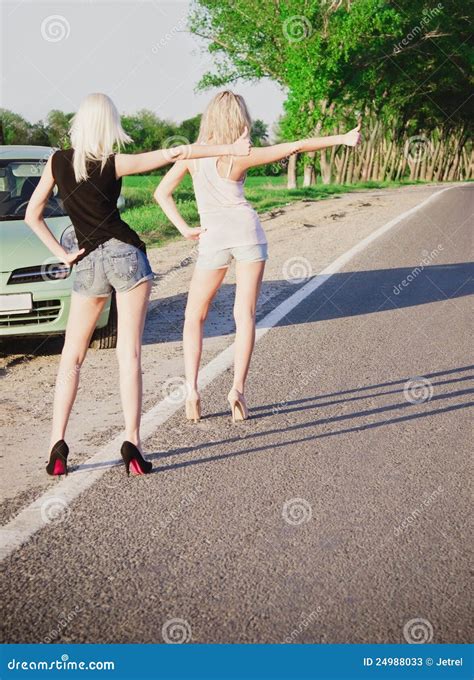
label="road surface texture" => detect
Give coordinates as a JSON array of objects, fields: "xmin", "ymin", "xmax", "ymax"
[{"xmin": 1, "ymin": 183, "xmax": 472, "ymax": 644}]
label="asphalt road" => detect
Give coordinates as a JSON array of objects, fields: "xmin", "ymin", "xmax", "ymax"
[{"xmin": 1, "ymin": 185, "xmax": 472, "ymax": 646}]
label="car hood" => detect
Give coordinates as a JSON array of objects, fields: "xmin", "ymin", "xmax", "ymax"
[{"xmin": 0, "ymin": 217, "xmax": 72, "ymax": 272}]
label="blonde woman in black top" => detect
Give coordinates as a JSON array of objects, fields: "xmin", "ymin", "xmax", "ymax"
[{"xmin": 25, "ymin": 92, "xmax": 250, "ymax": 477}]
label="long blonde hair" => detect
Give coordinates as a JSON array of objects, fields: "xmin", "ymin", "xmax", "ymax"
[
  {"xmin": 69, "ymin": 93, "xmax": 132, "ymax": 182},
  {"xmin": 198, "ymin": 90, "xmax": 252, "ymax": 145}
]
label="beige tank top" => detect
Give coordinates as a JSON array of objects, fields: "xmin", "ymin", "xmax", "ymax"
[{"xmin": 191, "ymin": 157, "xmax": 267, "ymax": 254}]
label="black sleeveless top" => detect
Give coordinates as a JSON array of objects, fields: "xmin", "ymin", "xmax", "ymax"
[{"xmin": 51, "ymin": 149, "xmax": 145, "ymax": 255}]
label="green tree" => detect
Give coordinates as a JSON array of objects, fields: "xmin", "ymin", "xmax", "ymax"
[
  {"xmin": 28, "ymin": 122, "xmax": 49, "ymax": 146},
  {"xmin": 176, "ymin": 114, "xmax": 202, "ymax": 143},
  {"xmin": 189, "ymin": 0, "xmax": 473, "ymax": 184},
  {"xmin": 0, "ymin": 110, "xmax": 32, "ymax": 145},
  {"xmin": 251, "ymin": 119, "xmax": 268, "ymax": 146},
  {"xmin": 46, "ymin": 110, "xmax": 73, "ymax": 147},
  {"xmin": 122, "ymin": 110, "xmax": 175, "ymax": 152}
]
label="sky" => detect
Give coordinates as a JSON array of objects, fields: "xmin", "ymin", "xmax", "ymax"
[{"xmin": 1, "ymin": 0, "xmax": 286, "ymax": 137}]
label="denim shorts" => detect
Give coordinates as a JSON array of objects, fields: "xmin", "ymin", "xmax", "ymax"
[
  {"xmin": 73, "ymin": 238, "xmax": 154, "ymax": 297},
  {"xmin": 196, "ymin": 243, "xmax": 268, "ymax": 270}
]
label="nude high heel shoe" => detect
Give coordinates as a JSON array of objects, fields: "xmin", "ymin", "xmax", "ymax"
[
  {"xmin": 185, "ymin": 396, "xmax": 201, "ymax": 423},
  {"xmin": 227, "ymin": 389, "xmax": 249, "ymax": 423}
]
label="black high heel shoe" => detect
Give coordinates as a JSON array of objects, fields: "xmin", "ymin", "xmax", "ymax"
[
  {"xmin": 46, "ymin": 440, "xmax": 69, "ymax": 476},
  {"xmin": 120, "ymin": 441, "xmax": 152, "ymax": 476}
]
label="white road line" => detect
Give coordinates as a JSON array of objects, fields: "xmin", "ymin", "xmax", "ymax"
[{"xmin": 0, "ymin": 186, "xmax": 454, "ymax": 561}]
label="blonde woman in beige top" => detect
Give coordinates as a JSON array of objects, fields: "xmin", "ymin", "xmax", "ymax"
[{"xmin": 155, "ymin": 91, "xmax": 361, "ymax": 424}]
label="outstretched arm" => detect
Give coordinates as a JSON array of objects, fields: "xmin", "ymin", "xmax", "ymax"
[
  {"xmin": 115, "ymin": 128, "xmax": 251, "ymax": 178},
  {"xmin": 235, "ymin": 123, "xmax": 361, "ymax": 172},
  {"xmin": 153, "ymin": 161, "xmax": 203, "ymax": 241},
  {"xmin": 295, "ymin": 124, "xmax": 361, "ymax": 153},
  {"xmin": 25, "ymin": 156, "xmax": 85, "ymax": 265}
]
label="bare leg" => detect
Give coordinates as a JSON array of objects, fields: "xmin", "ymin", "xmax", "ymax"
[
  {"xmin": 50, "ymin": 292, "xmax": 107, "ymax": 449},
  {"xmin": 183, "ymin": 266, "xmax": 227, "ymax": 397},
  {"xmin": 115, "ymin": 280, "xmax": 152, "ymax": 451},
  {"xmin": 232, "ymin": 260, "xmax": 265, "ymax": 394}
]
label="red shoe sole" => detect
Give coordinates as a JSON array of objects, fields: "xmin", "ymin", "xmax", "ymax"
[
  {"xmin": 52, "ymin": 459, "xmax": 66, "ymax": 475},
  {"xmin": 129, "ymin": 458, "xmax": 145, "ymax": 476}
]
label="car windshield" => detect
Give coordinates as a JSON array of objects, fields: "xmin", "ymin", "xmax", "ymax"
[{"xmin": 0, "ymin": 159, "xmax": 66, "ymax": 220}]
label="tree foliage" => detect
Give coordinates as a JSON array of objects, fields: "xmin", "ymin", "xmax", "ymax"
[{"xmin": 188, "ymin": 0, "xmax": 473, "ymax": 182}]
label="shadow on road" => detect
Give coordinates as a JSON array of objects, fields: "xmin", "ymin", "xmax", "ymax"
[
  {"xmin": 143, "ymin": 261, "xmax": 474, "ymax": 345},
  {"xmin": 146, "ymin": 365, "xmax": 474, "ymax": 471},
  {"xmin": 2, "ymin": 262, "xmax": 472, "ymax": 359},
  {"xmin": 71, "ymin": 365, "xmax": 473, "ymax": 473}
]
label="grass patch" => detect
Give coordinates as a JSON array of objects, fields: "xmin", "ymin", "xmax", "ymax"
[{"xmin": 121, "ymin": 175, "xmax": 426, "ymax": 248}]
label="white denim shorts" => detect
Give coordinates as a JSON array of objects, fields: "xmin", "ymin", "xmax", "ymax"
[{"xmin": 196, "ymin": 243, "xmax": 268, "ymax": 270}]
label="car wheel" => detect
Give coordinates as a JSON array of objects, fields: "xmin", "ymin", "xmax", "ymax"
[{"xmin": 90, "ymin": 293, "xmax": 117, "ymax": 349}]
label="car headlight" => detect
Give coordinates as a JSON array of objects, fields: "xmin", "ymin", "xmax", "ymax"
[{"xmin": 60, "ymin": 225, "xmax": 79, "ymax": 253}]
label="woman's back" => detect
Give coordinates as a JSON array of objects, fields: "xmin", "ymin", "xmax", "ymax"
[
  {"xmin": 190, "ymin": 156, "xmax": 266, "ymax": 253},
  {"xmin": 52, "ymin": 149, "xmax": 143, "ymax": 254}
]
